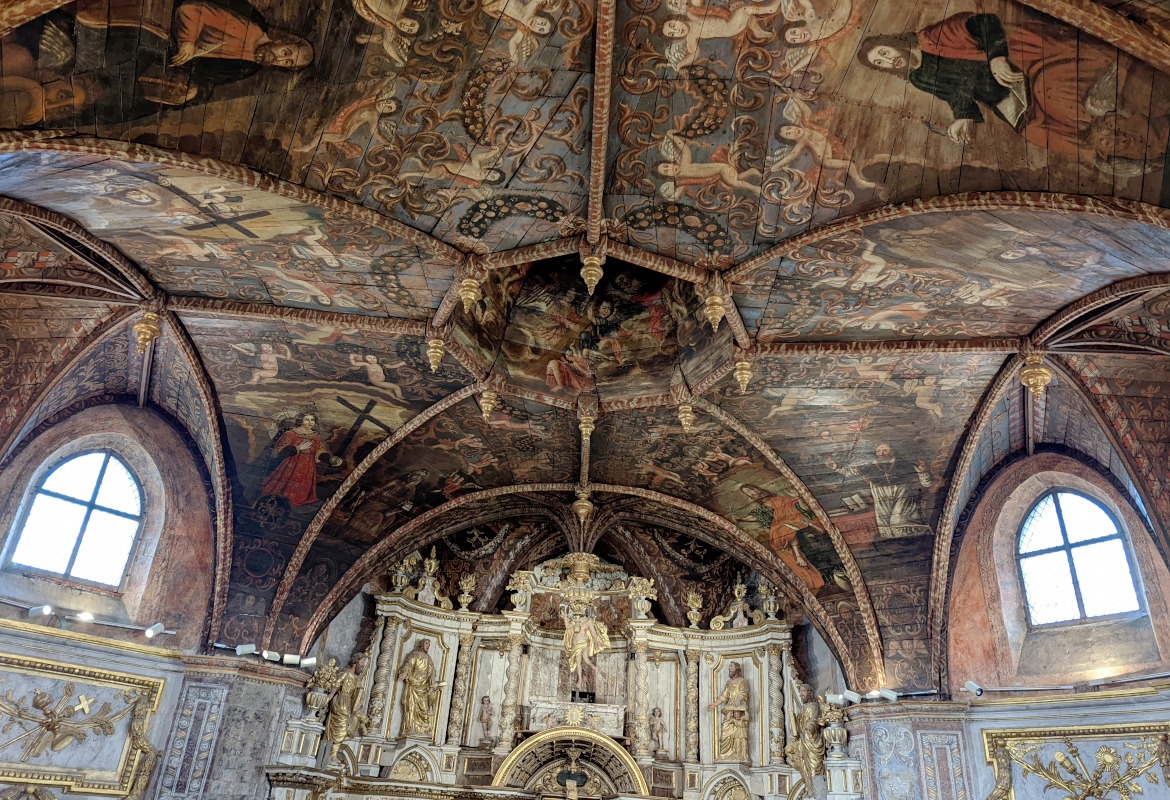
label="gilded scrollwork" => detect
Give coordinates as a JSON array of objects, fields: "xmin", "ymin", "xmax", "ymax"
[{"xmin": 984, "ymin": 725, "xmax": 1170, "ymax": 800}]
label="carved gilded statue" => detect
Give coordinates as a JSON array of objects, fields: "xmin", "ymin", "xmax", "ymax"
[
  {"xmin": 560, "ymin": 603, "xmax": 610, "ymax": 693},
  {"xmin": 399, "ymin": 639, "xmax": 441, "ymax": 738},
  {"xmin": 786, "ymin": 682, "xmax": 826, "ymax": 794},
  {"xmin": 323, "ymin": 655, "xmax": 369, "ymax": 763},
  {"xmin": 708, "ymin": 661, "xmax": 750, "ymax": 762}
]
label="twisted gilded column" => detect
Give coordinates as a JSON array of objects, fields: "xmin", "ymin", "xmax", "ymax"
[
  {"xmin": 495, "ymin": 633, "xmax": 524, "ymax": 755},
  {"xmin": 367, "ymin": 616, "xmax": 401, "ymax": 734},
  {"xmin": 767, "ymin": 643, "xmax": 785, "ymax": 764},
  {"xmin": 684, "ymin": 649, "xmax": 699, "ymax": 763},
  {"xmin": 446, "ymin": 632, "xmax": 476, "ymax": 745},
  {"xmin": 632, "ymin": 639, "xmax": 650, "ymax": 759}
]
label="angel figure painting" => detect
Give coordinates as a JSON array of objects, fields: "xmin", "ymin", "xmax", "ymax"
[
  {"xmin": 662, "ymin": 0, "xmax": 787, "ymax": 69},
  {"xmin": 481, "ymin": 0, "xmax": 561, "ymax": 64},
  {"xmin": 657, "ymin": 130, "xmax": 761, "ymax": 200}
]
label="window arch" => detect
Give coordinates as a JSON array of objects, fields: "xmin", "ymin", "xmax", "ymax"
[
  {"xmin": 1017, "ymin": 489, "xmax": 1142, "ymax": 626},
  {"xmin": 8, "ymin": 450, "xmax": 144, "ymax": 588}
]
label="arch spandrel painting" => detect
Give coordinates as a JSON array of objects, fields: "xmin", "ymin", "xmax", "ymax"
[{"xmin": 1, "ymin": 0, "xmax": 1167, "ymax": 261}]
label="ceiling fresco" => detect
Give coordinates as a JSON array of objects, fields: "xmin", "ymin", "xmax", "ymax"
[{"xmin": 1, "ymin": 0, "xmax": 1170, "ymax": 691}]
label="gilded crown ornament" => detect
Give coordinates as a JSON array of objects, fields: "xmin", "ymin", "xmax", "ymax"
[
  {"xmin": 133, "ymin": 312, "xmax": 162, "ymax": 353},
  {"xmin": 426, "ymin": 337, "xmax": 445, "ymax": 372},
  {"xmin": 580, "ymin": 255, "xmax": 604, "ymax": 295},
  {"xmin": 1019, "ymin": 352, "xmax": 1054, "ymax": 398},
  {"xmin": 459, "ymin": 277, "xmax": 483, "ymax": 314}
]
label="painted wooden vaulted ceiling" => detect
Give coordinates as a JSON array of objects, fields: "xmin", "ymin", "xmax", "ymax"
[{"xmin": 0, "ymin": 0, "xmax": 1169, "ymax": 691}]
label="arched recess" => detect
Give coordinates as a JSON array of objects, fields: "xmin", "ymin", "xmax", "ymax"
[
  {"xmin": 289, "ymin": 482, "xmax": 875, "ymax": 688},
  {"xmin": 927, "ymin": 276, "xmax": 1170, "ymax": 689},
  {"xmin": 946, "ymin": 451, "xmax": 1170, "ymax": 690},
  {"xmin": 492, "ymin": 727, "xmax": 650, "ymax": 796}
]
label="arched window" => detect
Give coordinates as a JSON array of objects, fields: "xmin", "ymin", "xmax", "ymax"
[
  {"xmin": 7, "ymin": 451, "xmax": 143, "ymax": 588},
  {"xmin": 1017, "ymin": 489, "xmax": 1141, "ymax": 626}
]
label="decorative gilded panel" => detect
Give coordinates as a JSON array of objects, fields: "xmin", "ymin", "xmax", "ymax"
[
  {"xmin": 0, "ymin": 654, "xmax": 163, "ymax": 795},
  {"xmin": 983, "ymin": 723, "xmax": 1170, "ymax": 800}
]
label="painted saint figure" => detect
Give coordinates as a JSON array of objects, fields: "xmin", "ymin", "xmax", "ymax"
[
  {"xmin": 399, "ymin": 639, "xmax": 441, "ymax": 738},
  {"xmin": 707, "ymin": 661, "xmax": 750, "ymax": 762},
  {"xmin": 261, "ymin": 412, "xmax": 342, "ymax": 507},
  {"xmin": 829, "ymin": 444, "xmax": 933, "ymax": 538},
  {"xmin": 855, "ymin": 13, "xmax": 1125, "ymax": 163}
]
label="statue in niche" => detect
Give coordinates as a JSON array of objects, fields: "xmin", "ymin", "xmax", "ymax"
[
  {"xmin": 786, "ymin": 682, "xmax": 827, "ymax": 798},
  {"xmin": 478, "ymin": 696, "xmax": 496, "ymax": 747},
  {"xmin": 399, "ymin": 639, "xmax": 443, "ymax": 738},
  {"xmin": 708, "ymin": 662, "xmax": 750, "ymax": 762},
  {"xmin": 560, "ymin": 602, "xmax": 610, "ymax": 695},
  {"xmin": 322, "ymin": 655, "xmax": 370, "ymax": 763},
  {"xmin": 649, "ymin": 706, "xmax": 667, "ymax": 758}
]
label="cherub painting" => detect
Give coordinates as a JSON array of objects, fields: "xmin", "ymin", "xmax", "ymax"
[
  {"xmin": 662, "ymin": 0, "xmax": 786, "ymax": 69},
  {"xmin": 657, "ymin": 130, "xmax": 761, "ymax": 199}
]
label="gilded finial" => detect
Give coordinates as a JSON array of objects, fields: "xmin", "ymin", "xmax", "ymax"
[
  {"xmin": 133, "ymin": 312, "xmax": 162, "ymax": 353},
  {"xmin": 580, "ymin": 255, "xmax": 603, "ymax": 295},
  {"xmin": 480, "ymin": 390, "xmax": 499, "ymax": 420},
  {"xmin": 1019, "ymin": 352, "xmax": 1053, "ymax": 398},
  {"xmin": 704, "ymin": 294, "xmax": 727, "ymax": 331},
  {"xmin": 733, "ymin": 359, "xmax": 752, "ymax": 394},
  {"xmin": 426, "ymin": 338, "xmax": 445, "ymax": 372},
  {"xmin": 678, "ymin": 403, "xmax": 696, "ymax": 432},
  {"xmin": 459, "ymin": 277, "xmax": 482, "ymax": 315}
]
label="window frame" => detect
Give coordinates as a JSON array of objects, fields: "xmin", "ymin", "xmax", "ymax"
[
  {"xmin": 5, "ymin": 448, "xmax": 145, "ymax": 592},
  {"xmin": 1016, "ymin": 487, "xmax": 1145, "ymax": 630}
]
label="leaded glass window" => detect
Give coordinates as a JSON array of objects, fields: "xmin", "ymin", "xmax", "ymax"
[
  {"xmin": 8, "ymin": 451, "xmax": 143, "ymax": 588},
  {"xmin": 1017, "ymin": 490, "xmax": 1141, "ymax": 626}
]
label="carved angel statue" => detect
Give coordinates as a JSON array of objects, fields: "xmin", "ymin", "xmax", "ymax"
[
  {"xmin": 657, "ymin": 129, "xmax": 761, "ymax": 200},
  {"xmin": 560, "ymin": 603, "xmax": 610, "ymax": 692}
]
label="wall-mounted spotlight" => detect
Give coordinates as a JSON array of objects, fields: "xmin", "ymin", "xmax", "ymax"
[
  {"xmin": 261, "ymin": 650, "xmax": 282, "ymax": 662},
  {"xmin": 144, "ymin": 623, "xmax": 166, "ymax": 638},
  {"xmin": 825, "ymin": 689, "xmax": 864, "ymax": 706},
  {"xmin": 282, "ymin": 654, "xmax": 301, "ymax": 666},
  {"xmin": 877, "ymin": 688, "xmax": 899, "ymax": 702},
  {"xmin": 962, "ymin": 681, "xmax": 984, "ymax": 697},
  {"xmin": 300, "ymin": 657, "xmax": 317, "ymax": 670},
  {"xmin": 27, "ymin": 604, "xmax": 52, "ymax": 618},
  {"xmin": 235, "ymin": 643, "xmax": 258, "ymax": 656},
  {"xmin": 75, "ymin": 611, "xmax": 94, "ymax": 622}
]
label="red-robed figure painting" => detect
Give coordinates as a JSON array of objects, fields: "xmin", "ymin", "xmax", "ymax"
[
  {"xmin": 261, "ymin": 412, "xmax": 341, "ymax": 507},
  {"xmin": 855, "ymin": 12, "xmax": 1162, "ymax": 176}
]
